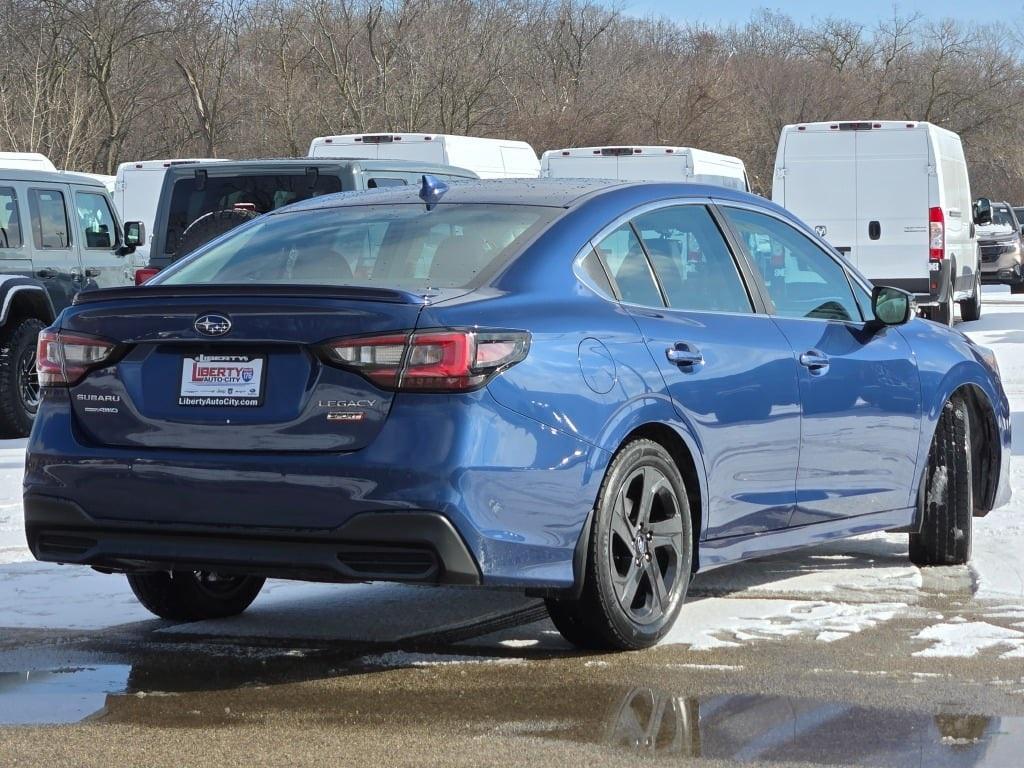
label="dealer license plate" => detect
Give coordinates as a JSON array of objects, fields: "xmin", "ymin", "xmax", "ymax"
[{"xmin": 178, "ymin": 354, "xmax": 265, "ymax": 407}]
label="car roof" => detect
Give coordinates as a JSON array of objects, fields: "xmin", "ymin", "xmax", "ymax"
[
  {"xmin": 0, "ymin": 168, "xmax": 108, "ymax": 188},
  {"xmin": 174, "ymin": 158, "xmax": 478, "ymax": 177},
  {"xmin": 275, "ymin": 178, "xmax": 765, "ymax": 214}
]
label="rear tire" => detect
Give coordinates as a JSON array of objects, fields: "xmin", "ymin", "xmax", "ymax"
[
  {"xmin": 546, "ymin": 439, "xmax": 692, "ymax": 651},
  {"xmin": 959, "ymin": 274, "xmax": 981, "ymax": 322},
  {"xmin": 0, "ymin": 317, "xmax": 46, "ymax": 438},
  {"xmin": 127, "ymin": 571, "xmax": 265, "ymax": 621},
  {"xmin": 932, "ymin": 289, "xmax": 955, "ymax": 326},
  {"xmin": 910, "ymin": 398, "xmax": 973, "ymax": 566}
]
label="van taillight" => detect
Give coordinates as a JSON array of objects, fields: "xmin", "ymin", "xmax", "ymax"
[
  {"xmin": 135, "ymin": 268, "xmax": 160, "ymax": 285},
  {"xmin": 37, "ymin": 330, "xmax": 117, "ymax": 387},
  {"xmin": 929, "ymin": 207, "xmax": 945, "ymax": 261},
  {"xmin": 322, "ymin": 329, "xmax": 530, "ymax": 392}
]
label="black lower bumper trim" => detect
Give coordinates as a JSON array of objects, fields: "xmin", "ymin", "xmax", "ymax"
[{"xmin": 24, "ymin": 495, "xmax": 480, "ymax": 586}]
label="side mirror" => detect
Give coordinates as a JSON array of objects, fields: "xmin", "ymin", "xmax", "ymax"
[
  {"xmin": 123, "ymin": 221, "xmax": 145, "ymax": 249},
  {"xmin": 974, "ymin": 198, "xmax": 992, "ymax": 226},
  {"xmin": 871, "ymin": 285, "xmax": 914, "ymax": 327}
]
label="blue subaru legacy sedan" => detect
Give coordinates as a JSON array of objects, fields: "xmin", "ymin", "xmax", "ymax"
[{"xmin": 24, "ymin": 178, "xmax": 1011, "ymax": 649}]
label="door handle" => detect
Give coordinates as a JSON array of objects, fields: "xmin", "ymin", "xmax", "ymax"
[
  {"xmin": 666, "ymin": 342, "xmax": 703, "ymax": 367},
  {"xmin": 799, "ymin": 350, "xmax": 830, "ymax": 374},
  {"xmin": 35, "ymin": 268, "xmax": 58, "ymax": 279},
  {"xmin": 84, "ymin": 267, "xmax": 101, "ymax": 278}
]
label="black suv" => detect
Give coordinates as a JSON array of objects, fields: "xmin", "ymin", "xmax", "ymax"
[{"xmin": 142, "ymin": 158, "xmax": 478, "ymax": 272}]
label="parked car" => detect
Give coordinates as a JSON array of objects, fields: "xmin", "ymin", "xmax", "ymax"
[
  {"xmin": 0, "ymin": 152, "xmax": 56, "ymax": 172},
  {"xmin": 24, "ymin": 178, "xmax": 1010, "ymax": 650},
  {"xmin": 772, "ymin": 121, "xmax": 988, "ymax": 326},
  {"xmin": 979, "ymin": 201, "xmax": 1024, "ymax": 294},
  {"xmin": 309, "ymin": 133, "xmax": 539, "ymax": 179},
  {"xmin": 140, "ymin": 158, "xmax": 479, "ymax": 274},
  {"xmin": 0, "ymin": 168, "xmax": 138, "ymax": 435},
  {"xmin": 541, "ymin": 146, "xmax": 749, "ymax": 191}
]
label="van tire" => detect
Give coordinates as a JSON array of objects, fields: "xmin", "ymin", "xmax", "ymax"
[
  {"xmin": 177, "ymin": 208, "xmax": 259, "ymax": 259},
  {"xmin": 932, "ymin": 288, "xmax": 955, "ymax": 326},
  {"xmin": 0, "ymin": 317, "xmax": 46, "ymax": 438},
  {"xmin": 909, "ymin": 398, "xmax": 972, "ymax": 566},
  {"xmin": 127, "ymin": 571, "xmax": 265, "ymax": 621},
  {"xmin": 959, "ymin": 274, "xmax": 981, "ymax": 322}
]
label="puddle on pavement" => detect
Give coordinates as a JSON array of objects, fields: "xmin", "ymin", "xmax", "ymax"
[{"xmin": 3, "ymin": 660, "xmax": 1024, "ymax": 765}]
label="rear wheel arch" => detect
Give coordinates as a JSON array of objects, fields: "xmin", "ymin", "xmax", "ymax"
[
  {"xmin": 953, "ymin": 384, "xmax": 1001, "ymax": 516},
  {"xmin": 2, "ymin": 285, "xmax": 55, "ymax": 327}
]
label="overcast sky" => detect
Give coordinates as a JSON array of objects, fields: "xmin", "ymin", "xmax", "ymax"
[{"xmin": 623, "ymin": 1, "xmax": 1019, "ymax": 26}]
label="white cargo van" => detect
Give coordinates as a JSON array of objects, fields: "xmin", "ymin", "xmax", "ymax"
[
  {"xmin": 772, "ymin": 120, "xmax": 987, "ymax": 325},
  {"xmin": 113, "ymin": 158, "xmax": 225, "ymax": 261},
  {"xmin": 0, "ymin": 152, "xmax": 56, "ymax": 172},
  {"xmin": 308, "ymin": 133, "xmax": 539, "ymax": 179},
  {"xmin": 540, "ymin": 146, "xmax": 749, "ymax": 191}
]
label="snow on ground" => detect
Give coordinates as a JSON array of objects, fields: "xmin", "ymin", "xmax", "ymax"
[{"xmin": 0, "ymin": 288, "xmax": 1022, "ymax": 650}]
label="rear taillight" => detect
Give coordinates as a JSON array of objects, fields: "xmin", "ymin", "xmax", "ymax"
[
  {"xmin": 37, "ymin": 330, "xmax": 117, "ymax": 387},
  {"xmin": 929, "ymin": 206, "xmax": 945, "ymax": 262},
  {"xmin": 135, "ymin": 268, "xmax": 160, "ymax": 285},
  {"xmin": 322, "ymin": 329, "xmax": 530, "ymax": 392}
]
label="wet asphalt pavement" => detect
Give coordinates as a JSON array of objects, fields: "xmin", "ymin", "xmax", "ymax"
[{"xmin": 2, "ymin": 551, "xmax": 1024, "ymax": 767}]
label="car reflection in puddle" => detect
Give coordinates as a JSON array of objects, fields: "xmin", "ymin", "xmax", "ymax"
[
  {"xmin": 0, "ymin": 666, "xmax": 130, "ymax": 725},
  {"xmin": 588, "ymin": 687, "xmax": 1020, "ymax": 766}
]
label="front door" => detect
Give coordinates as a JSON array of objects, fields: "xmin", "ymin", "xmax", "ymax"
[
  {"xmin": 71, "ymin": 189, "xmax": 132, "ymax": 290},
  {"xmin": 26, "ymin": 185, "xmax": 80, "ymax": 311},
  {"xmin": 594, "ymin": 204, "xmax": 802, "ymax": 539},
  {"xmin": 719, "ymin": 205, "xmax": 922, "ymax": 524}
]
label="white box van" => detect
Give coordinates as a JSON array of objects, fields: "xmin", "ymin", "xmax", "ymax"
[
  {"xmin": 113, "ymin": 159, "xmax": 225, "ymax": 261},
  {"xmin": 772, "ymin": 120, "xmax": 986, "ymax": 325},
  {"xmin": 540, "ymin": 146, "xmax": 750, "ymax": 191},
  {"xmin": 308, "ymin": 133, "xmax": 539, "ymax": 179},
  {"xmin": 0, "ymin": 152, "xmax": 56, "ymax": 172}
]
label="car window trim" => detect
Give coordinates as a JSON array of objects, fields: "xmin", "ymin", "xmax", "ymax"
[
  {"xmin": 574, "ymin": 197, "xmax": 770, "ymax": 315},
  {"xmin": 74, "ymin": 189, "xmax": 120, "ymax": 250},
  {"xmin": 713, "ymin": 199, "xmax": 870, "ymax": 326},
  {"xmin": 0, "ymin": 184, "xmax": 24, "ymax": 250}
]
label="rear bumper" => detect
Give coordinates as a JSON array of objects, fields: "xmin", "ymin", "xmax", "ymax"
[{"xmin": 25, "ymin": 494, "xmax": 480, "ymax": 585}]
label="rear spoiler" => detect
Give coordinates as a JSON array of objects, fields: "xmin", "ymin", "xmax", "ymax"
[{"xmin": 73, "ymin": 284, "xmax": 430, "ymax": 306}]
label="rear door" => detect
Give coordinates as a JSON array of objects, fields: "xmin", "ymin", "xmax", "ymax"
[
  {"xmin": 778, "ymin": 128, "xmax": 858, "ymax": 263},
  {"xmin": 26, "ymin": 185, "xmax": 81, "ymax": 310},
  {"xmin": 0, "ymin": 183, "xmax": 32, "ymax": 277},
  {"xmin": 719, "ymin": 204, "xmax": 922, "ymax": 524},
  {"xmin": 854, "ymin": 128, "xmax": 929, "ymax": 283},
  {"xmin": 594, "ymin": 202, "xmax": 802, "ymax": 538},
  {"xmin": 71, "ymin": 188, "xmax": 132, "ymax": 290}
]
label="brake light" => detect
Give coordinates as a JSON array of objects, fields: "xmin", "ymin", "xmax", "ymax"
[
  {"xmin": 322, "ymin": 329, "xmax": 530, "ymax": 392},
  {"xmin": 135, "ymin": 268, "xmax": 160, "ymax": 285},
  {"xmin": 37, "ymin": 330, "xmax": 117, "ymax": 387},
  {"xmin": 929, "ymin": 206, "xmax": 945, "ymax": 261}
]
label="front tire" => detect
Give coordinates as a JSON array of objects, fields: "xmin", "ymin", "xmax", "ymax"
[
  {"xmin": 546, "ymin": 439, "xmax": 692, "ymax": 650},
  {"xmin": 0, "ymin": 317, "xmax": 46, "ymax": 437},
  {"xmin": 127, "ymin": 571, "xmax": 265, "ymax": 621},
  {"xmin": 910, "ymin": 398, "xmax": 973, "ymax": 566},
  {"xmin": 1011, "ymin": 281, "xmax": 1024, "ymax": 295}
]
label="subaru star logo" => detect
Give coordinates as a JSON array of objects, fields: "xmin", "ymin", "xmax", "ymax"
[{"xmin": 194, "ymin": 314, "xmax": 231, "ymax": 336}]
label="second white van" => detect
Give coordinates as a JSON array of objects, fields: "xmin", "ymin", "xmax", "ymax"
[
  {"xmin": 772, "ymin": 120, "xmax": 988, "ymax": 325},
  {"xmin": 540, "ymin": 146, "xmax": 750, "ymax": 191},
  {"xmin": 308, "ymin": 133, "xmax": 540, "ymax": 179},
  {"xmin": 0, "ymin": 152, "xmax": 56, "ymax": 172}
]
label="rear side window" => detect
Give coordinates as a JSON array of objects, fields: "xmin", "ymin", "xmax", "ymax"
[
  {"xmin": 165, "ymin": 173, "xmax": 344, "ymax": 254},
  {"xmin": 595, "ymin": 224, "xmax": 663, "ymax": 307},
  {"xmin": 76, "ymin": 192, "xmax": 118, "ymax": 249},
  {"xmin": 156, "ymin": 204, "xmax": 557, "ymax": 290},
  {"xmin": 28, "ymin": 189, "xmax": 70, "ymax": 249},
  {"xmin": 632, "ymin": 206, "xmax": 752, "ymax": 313},
  {"xmin": 0, "ymin": 187, "xmax": 22, "ymax": 248},
  {"xmin": 366, "ymin": 177, "xmax": 407, "ymax": 189}
]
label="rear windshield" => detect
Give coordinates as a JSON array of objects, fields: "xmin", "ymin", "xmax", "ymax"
[
  {"xmin": 165, "ymin": 173, "xmax": 344, "ymax": 254},
  {"xmin": 156, "ymin": 204, "xmax": 558, "ymax": 290}
]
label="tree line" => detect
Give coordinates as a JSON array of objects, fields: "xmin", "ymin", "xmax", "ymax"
[{"xmin": 2, "ymin": 0, "xmax": 1024, "ymax": 200}]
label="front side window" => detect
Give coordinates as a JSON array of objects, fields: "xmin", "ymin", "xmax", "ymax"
[
  {"xmin": 721, "ymin": 207, "xmax": 862, "ymax": 322},
  {"xmin": 0, "ymin": 187, "xmax": 22, "ymax": 249},
  {"xmin": 156, "ymin": 203, "xmax": 557, "ymax": 291},
  {"xmin": 594, "ymin": 224, "xmax": 663, "ymax": 307},
  {"xmin": 76, "ymin": 192, "xmax": 118, "ymax": 249},
  {"xmin": 632, "ymin": 205, "xmax": 752, "ymax": 313},
  {"xmin": 28, "ymin": 189, "xmax": 70, "ymax": 249}
]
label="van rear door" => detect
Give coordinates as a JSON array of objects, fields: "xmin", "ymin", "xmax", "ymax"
[
  {"xmin": 778, "ymin": 129, "xmax": 858, "ymax": 263},
  {"xmin": 854, "ymin": 128, "xmax": 929, "ymax": 283}
]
